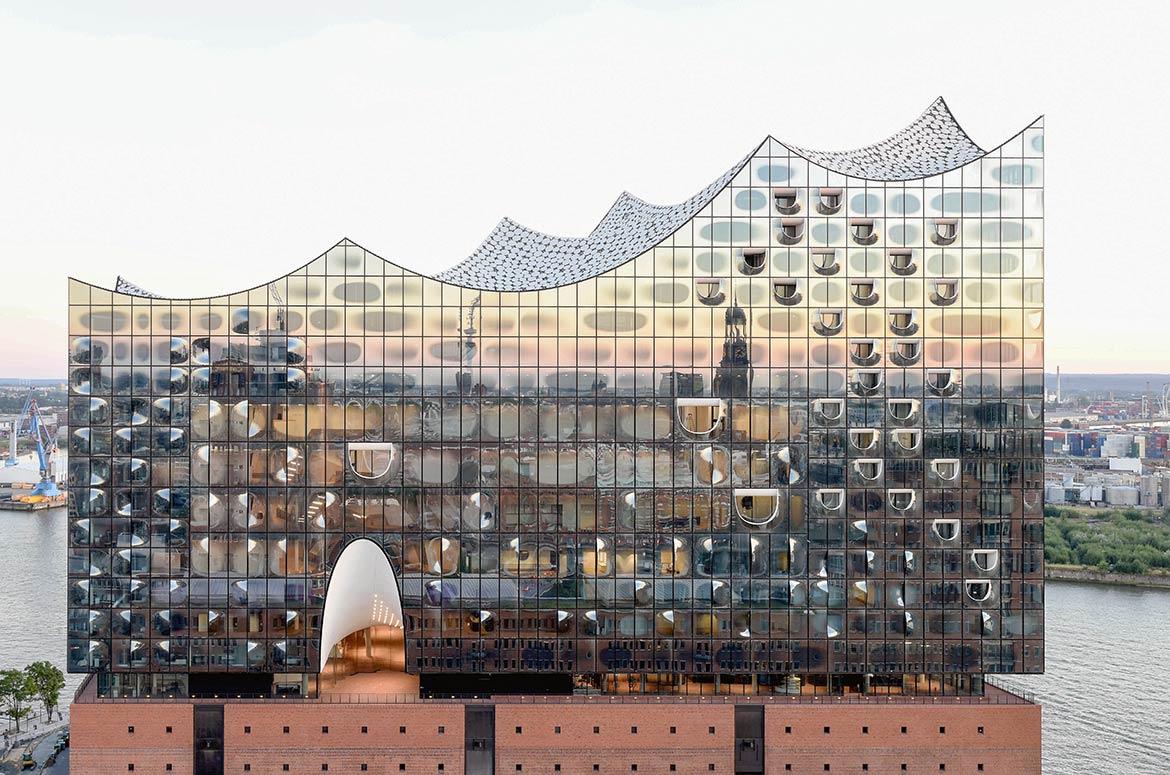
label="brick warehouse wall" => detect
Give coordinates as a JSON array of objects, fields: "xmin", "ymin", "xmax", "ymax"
[
  {"xmin": 70, "ymin": 701, "xmax": 465, "ymax": 775},
  {"xmin": 762, "ymin": 704, "xmax": 1042, "ymax": 775},
  {"xmin": 222, "ymin": 703, "xmax": 466, "ymax": 774},
  {"xmin": 493, "ymin": 703, "xmax": 737, "ymax": 775},
  {"xmin": 71, "ymin": 698, "xmax": 1040, "ymax": 775},
  {"xmin": 71, "ymin": 703, "xmax": 195, "ymax": 775}
]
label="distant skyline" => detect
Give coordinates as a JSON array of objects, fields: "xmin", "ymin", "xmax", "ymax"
[{"xmin": 2, "ymin": 1, "xmax": 1167, "ymax": 377}]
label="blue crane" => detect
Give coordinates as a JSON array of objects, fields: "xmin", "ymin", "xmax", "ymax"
[{"xmin": 6, "ymin": 390, "xmax": 61, "ymax": 498}]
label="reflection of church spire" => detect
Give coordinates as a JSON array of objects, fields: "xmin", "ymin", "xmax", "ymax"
[{"xmin": 713, "ymin": 296, "xmax": 753, "ymax": 398}]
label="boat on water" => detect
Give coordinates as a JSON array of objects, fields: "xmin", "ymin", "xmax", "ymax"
[{"xmin": 0, "ymin": 451, "xmax": 67, "ymax": 509}]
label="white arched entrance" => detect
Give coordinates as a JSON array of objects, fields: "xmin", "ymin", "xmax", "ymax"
[{"xmin": 319, "ymin": 538, "xmax": 415, "ymax": 694}]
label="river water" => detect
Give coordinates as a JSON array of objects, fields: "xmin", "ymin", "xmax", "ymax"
[{"xmin": 1, "ymin": 508, "xmax": 1167, "ymax": 773}]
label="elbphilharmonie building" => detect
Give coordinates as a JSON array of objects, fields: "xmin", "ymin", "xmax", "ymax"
[{"xmin": 68, "ymin": 99, "xmax": 1045, "ymax": 775}]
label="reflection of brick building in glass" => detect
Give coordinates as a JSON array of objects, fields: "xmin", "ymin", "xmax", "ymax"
[{"xmin": 68, "ymin": 98, "xmax": 1044, "ymax": 774}]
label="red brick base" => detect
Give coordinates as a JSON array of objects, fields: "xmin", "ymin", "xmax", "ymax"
[{"xmin": 71, "ymin": 696, "xmax": 1040, "ymax": 775}]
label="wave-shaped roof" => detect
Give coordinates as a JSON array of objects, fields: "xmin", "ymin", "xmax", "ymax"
[
  {"xmin": 436, "ymin": 97, "xmax": 987, "ymax": 290},
  {"xmin": 109, "ymin": 97, "xmax": 1013, "ymax": 298},
  {"xmin": 784, "ymin": 97, "xmax": 984, "ymax": 181},
  {"xmin": 434, "ymin": 147, "xmax": 756, "ymax": 291}
]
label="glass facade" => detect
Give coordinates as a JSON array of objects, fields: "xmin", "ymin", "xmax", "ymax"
[{"xmin": 67, "ymin": 114, "xmax": 1044, "ymax": 697}]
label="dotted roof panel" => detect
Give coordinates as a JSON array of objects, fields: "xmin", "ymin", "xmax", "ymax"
[
  {"xmin": 438, "ymin": 98, "xmax": 987, "ymax": 291},
  {"xmin": 114, "ymin": 275, "xmax": 162, "ymax": 298},
  {"xmin": 782, "ymin": 98, "xmax": 985, "ymax": 182},
  {"xmin": 435, "ymin": 150, "xmax": 754, "ymax": 291}
]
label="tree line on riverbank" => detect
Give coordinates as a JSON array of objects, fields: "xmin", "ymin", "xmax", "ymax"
[
  {"xmin": 1045, "ymin": 506, "xmax": 1170, "ymax": 575},
  {"xmin": 0, "ymin": 662, "xmax": 64, "ymax": 734}
]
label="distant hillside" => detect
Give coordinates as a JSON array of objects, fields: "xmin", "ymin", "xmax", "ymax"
[{"xmin": 1045, "ymin": 374, "xmax": 1170, "ymax": 393}]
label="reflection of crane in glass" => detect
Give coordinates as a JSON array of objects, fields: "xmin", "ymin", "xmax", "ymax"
[
  {"xmin": 269, "ymin": 282, "xmax": 287, "ymax": 332},
  {"xmin": 5, "ymin": 391, "xmax": 60, "ymax": 498}
]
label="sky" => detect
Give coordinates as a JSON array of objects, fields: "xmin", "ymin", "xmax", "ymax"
[{"xmin": 0, "ymin": 0, "xmax": 1166, "ymax": 378}]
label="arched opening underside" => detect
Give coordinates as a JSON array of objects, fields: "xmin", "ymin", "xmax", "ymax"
[{"xmin": 318, "ymin": 538, "xmax": 417, "ymax": 696}]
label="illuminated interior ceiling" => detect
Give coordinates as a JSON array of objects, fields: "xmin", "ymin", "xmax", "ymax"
[{"xmin": 319, "ymin": 537, "xmax": 404, "ymax": 673}]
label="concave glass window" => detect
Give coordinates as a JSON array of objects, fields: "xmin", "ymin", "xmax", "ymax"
[
  {"xmin": 771, "ymin": 445, "xmax": 803, "ymax": 485},
  {"xmin": 813, "ymin": 399, "xmax": 844, "ymax": 423},
  {"xmin": 850, "ymin": 339, "xmax": 878, "ymax": 365},
  {"xmin": 740, "ymin": 247, "xmax": 767, "ymax": 275},
  {"xmin": 927, "ymin": 369, "xmax": 957, "ymax": 394},
  {"xmin": 817, "ymin": 187, "xmax": 842, "ymax": 215},
  {"xmin": 932, "ymin": 218, "xmax": 959, "ymax": 245},
  {"xmin": 971, "ymin": 549, "xmax": 999, "ymax": 572},
  {"xmin": 778, "ymin": 218, "xmax": 805, "ymax": 245},
  {"xmin": 733, "ymin": 489, "xmax": 782, "ymax": 527},
  {"xmin": 892, "ymin": 340, "xmax": 921, "ymax": 365},
  {"xmin": 888, "ymin": 249, "xmax": 916, "ymax": 275},
  {"xmin": 676, "ymin": 398, "xmax": 725, "ymax": 436},
  {"xmin": 348, "ymin": 442, "xmax": 399, "ymax": 480},
  {"xmin": 773, "ymin": 279, "xmax": 802, "ymax": 305},
  {"xmin": 931, "ymin": 519, "xmax": 960, "ymax": 542},
  {"xmin": 816, "ymin": 489, "xmax": 844, "ymax": 511},
  {"xmin": 850, "ymin": 280, "xmax": 878, "ymax": 305},
  {"xmin": 814, "ymin": 308, "xmax": 843, "ymax": 336},
  {"xmin": 850, "ymin": 218, "xmax": 878, "ymax": 245},
  {"xmin": 931, "ymin": 279, "xmax": 958, "ymax": 305},
  {"xmin": 889, "ymin": 309, "xmax": 918, "ymax": 336},
  {"xmin": 811, "ymin": 249, "xmax": 839, "ymax": 275},
  {"xmin": 853, "ymin": 459, "xmax": 883, "ymax": 481},
  {"xmin": 931, "ymin": 459, "xmax": 960, "ymax": 481},
  {"xmin": 849, "ymin": 429, "xmax": 879, "ymax": 451},
  {"xmin": 773, "ymin": 187, "xmax": 800, "ymax": 215},
  {"xmin": 965, "ymin": 580, "xmax": 992, "ymax": 602},
  {"xmin": 696, "ymin": 279, "xmax": 725, "ymax": 305},
  {"xmin": 892, "ymin": 429, "xmax": 921, "ymax": 451},
  {"xmin": 888, "ymin": 489, "xmax": 916, "ymax": 511},
  {"xmin": 854, "ymin": 369, "xmax": 883, "ymax": 392}
]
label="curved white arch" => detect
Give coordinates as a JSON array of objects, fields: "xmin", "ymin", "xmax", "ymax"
[{"xmin": 318, "ymin": 538, "xmax": 404, "ymax": 673}]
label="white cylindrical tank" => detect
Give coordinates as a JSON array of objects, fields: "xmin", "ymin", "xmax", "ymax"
[{"xmin": 1104, "ymin": 486, "xmax": 1140, "ymax": 506}]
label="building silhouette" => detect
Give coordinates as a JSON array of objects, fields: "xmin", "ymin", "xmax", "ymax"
[{"xmin": 67, "ymin": 98, "xmax": 1045, "ymax": 774}]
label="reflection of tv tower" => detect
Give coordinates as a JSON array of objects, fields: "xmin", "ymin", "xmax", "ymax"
[
  {"xmin": 713, "ymin": 297, "xmax": 753, "ymax": 398},
  {"xmin": 458, "ymin": 295, "xmax": 481, "ymax": 394},
  {"xmin": 462, "ymin": 296, "xmax": 481, "ymax": 364}
]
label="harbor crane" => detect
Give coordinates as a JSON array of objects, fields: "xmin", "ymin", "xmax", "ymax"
[{"xmin": 5, "ymin": 390, "xmax": 61, "ymax": 498}]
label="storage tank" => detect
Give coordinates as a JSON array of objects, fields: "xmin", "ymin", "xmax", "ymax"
[
  {"xmin": 1104, "ymin": 486, "xmax": 1140, "ymax": 506},
  {"xmin": 1140, "ymin": 476, "xmax": 1160, "ymax": 507}
]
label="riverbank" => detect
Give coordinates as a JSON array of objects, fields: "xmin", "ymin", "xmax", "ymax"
[
  {"xmin": 0, "ymin": 712, "xmax": 68, "ymax": 775},
  {"xmin": 1044, "ymin": 506, "xmax": 1170, "ymax": 579},
  {"xmin": 1046, "ymin": 563, "xmax": 1170, "ymax": 589}
]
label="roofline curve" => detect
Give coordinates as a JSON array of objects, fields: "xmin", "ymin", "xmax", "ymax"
[
  {"xmin": 777, "ymin": 104, "xmax": 1042, "ymax": 183},
  {"xmin": 72, "ymin": 101, "xmax": 1042, "ymax": 299}
]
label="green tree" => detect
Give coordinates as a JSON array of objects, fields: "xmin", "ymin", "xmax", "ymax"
[
  {"xmin": 0, "ymin": 668, "xmax": 34, "ymax": 733},
  {"xmin": 24, "ymin": 661, "xmax": 65, "ymax": 718}
]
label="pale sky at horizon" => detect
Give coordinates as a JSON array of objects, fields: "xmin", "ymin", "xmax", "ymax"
[{"xmin": 1, "ymin": 1, "xmax": 1167, "ymax": 378}]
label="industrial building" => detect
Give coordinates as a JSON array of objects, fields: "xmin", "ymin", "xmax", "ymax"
[{"xmin": 67, "ymin": 98, "xmax": 1044, "ymax": 773}]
